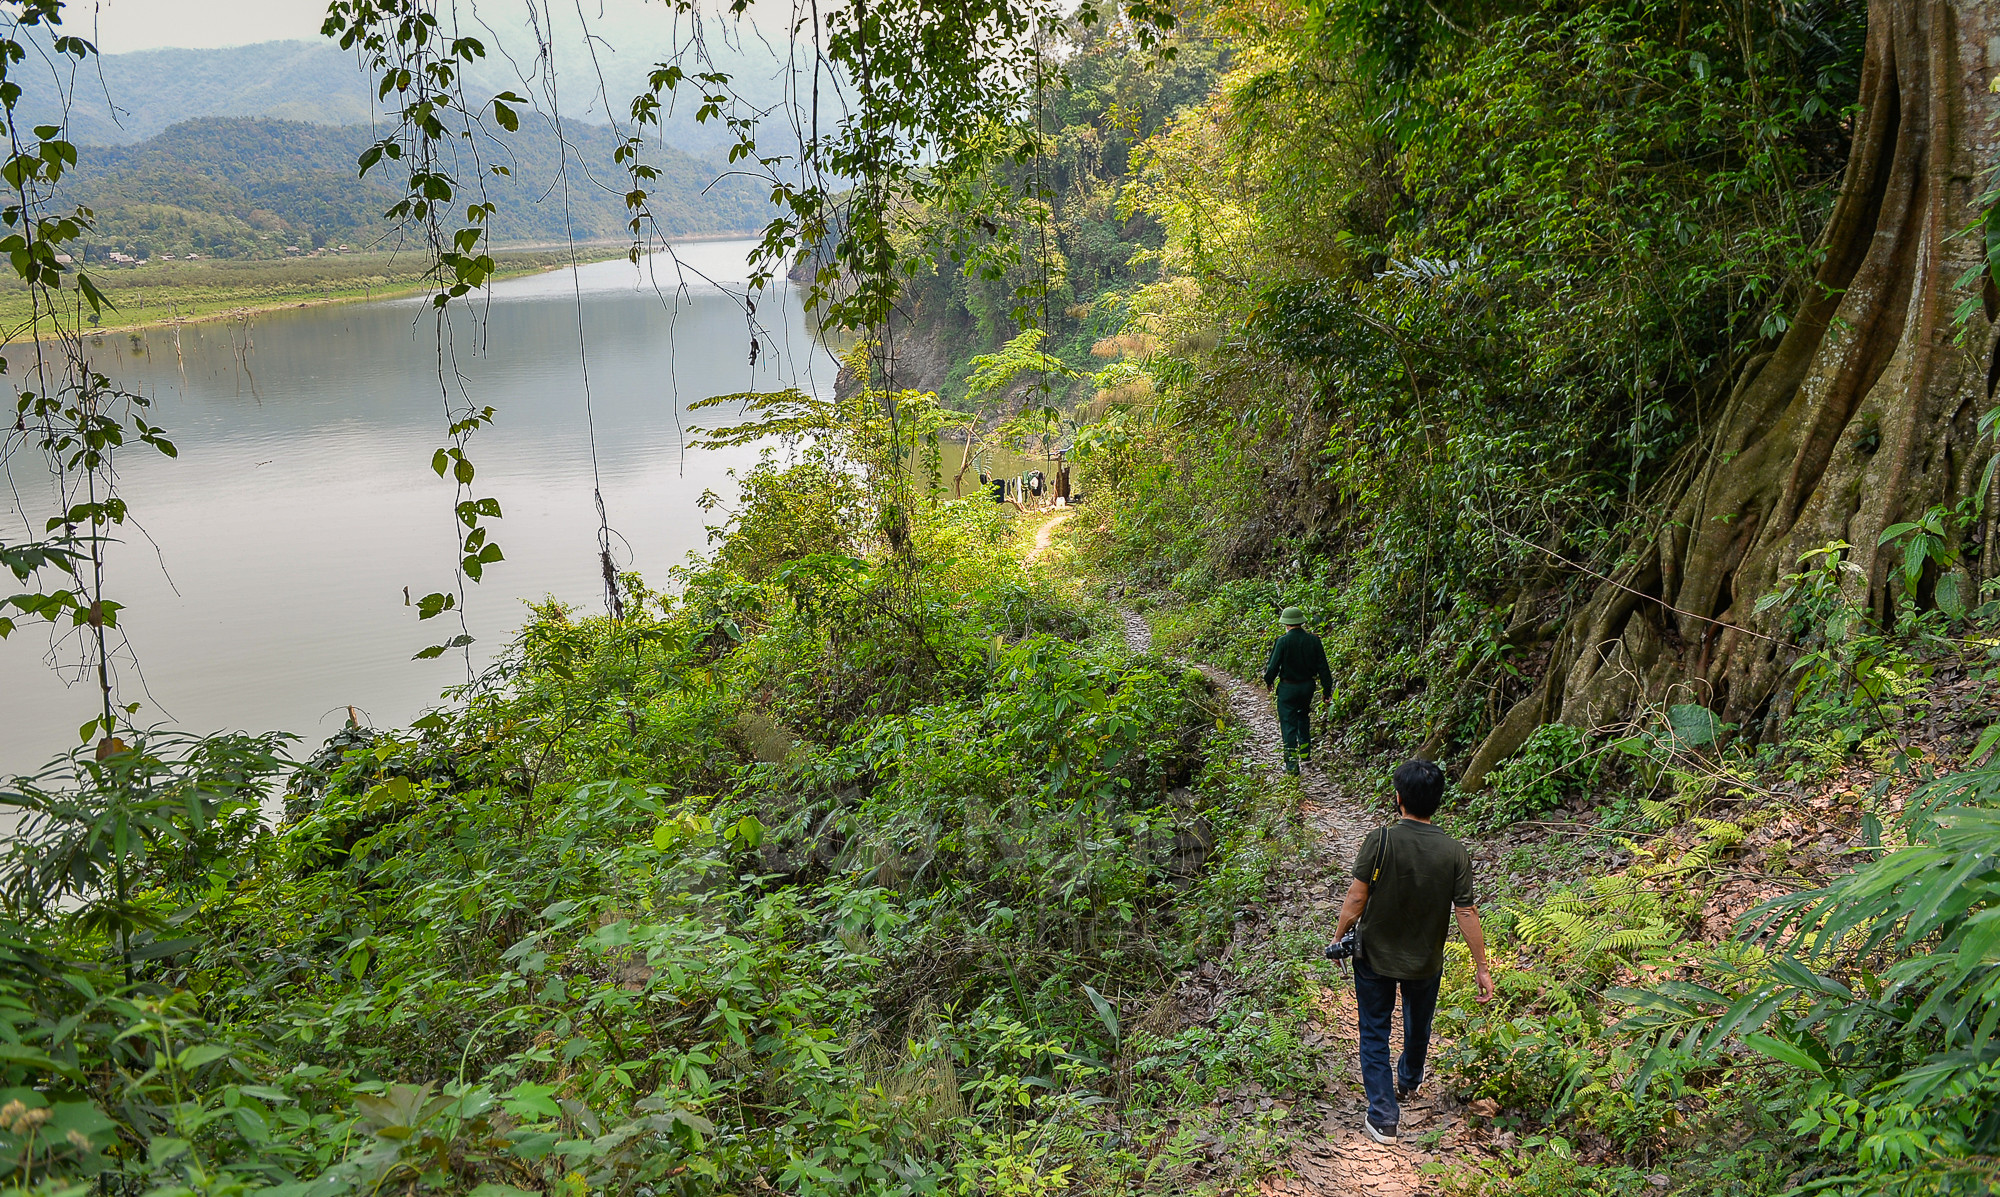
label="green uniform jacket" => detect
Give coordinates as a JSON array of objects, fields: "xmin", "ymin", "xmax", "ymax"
[{"xmin": 1263, "ymin": 628, "xmax": 1333, "ymax": 700}]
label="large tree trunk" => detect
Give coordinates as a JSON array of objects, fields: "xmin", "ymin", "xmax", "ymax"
[{"xmin": 1466, "ymin": 0, "xmax": 2000, "ymax": 788}]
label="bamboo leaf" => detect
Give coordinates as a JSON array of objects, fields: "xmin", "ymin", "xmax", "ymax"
[{"xmin": 1742, "ymin": 1032, "xmax": 1824, "ymax": 1075}]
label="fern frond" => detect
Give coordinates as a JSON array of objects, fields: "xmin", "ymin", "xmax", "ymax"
[
  {"xmin": 1639, "ymin": 797, "xmax": 1679, "ymax": 827},
  {"xmin": 1596, "ymin": 924, "xmax": 1674, "ymax": 954},
  {"xmin": 1545, "ymin": 985, "xmax": 1585, "ymax": 1021}
]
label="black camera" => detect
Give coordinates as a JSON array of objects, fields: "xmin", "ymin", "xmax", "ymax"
[{"xmin": 1324, "ymin": 930, "xmax": 1359, "ymax": 962}]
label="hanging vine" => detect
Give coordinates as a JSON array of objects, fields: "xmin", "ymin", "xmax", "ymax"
[
  {"xmin": 0, "ymin": 1, "xmax": 176, "ymax": 751},
  {"xmin": 1, "ymin": 0, "xmax": 1185, "ymax": 747}
]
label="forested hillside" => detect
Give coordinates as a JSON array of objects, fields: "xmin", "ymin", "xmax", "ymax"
[
  {"xmin": 4, "ymin": 2, "xmax": 2000, "ymax": 1197},
  {"xmin": 58, "ymin": 116, "xmax": 766, "ymax": 260}
]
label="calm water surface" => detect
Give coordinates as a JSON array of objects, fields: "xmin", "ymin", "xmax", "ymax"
[{"xmin": 0, "ymin": 240, "xmax": 834, "ymax": 773}]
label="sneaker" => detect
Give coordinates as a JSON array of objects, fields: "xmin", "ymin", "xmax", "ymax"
[
  {"xmin": 1397, "ymin": 1060, "xmax": 1424, "ymax": 1099},
  {"xmin": 1363, "ymin": 1119, "xmax": 1398, "ymax": 1145}
]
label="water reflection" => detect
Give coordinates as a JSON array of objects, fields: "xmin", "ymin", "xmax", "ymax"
[{"xmin": 0, "ymin": 241, "xmax": 834, "ymax": 773}]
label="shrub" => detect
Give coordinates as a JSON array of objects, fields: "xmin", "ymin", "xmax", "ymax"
[{"xmin": 1471, "ymin": 723, "xmax": 1600, "ymax": 828}]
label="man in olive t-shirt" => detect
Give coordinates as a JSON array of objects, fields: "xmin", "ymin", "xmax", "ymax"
[{"xmin": 1333, "ymin": 759, "xmax": 1495, "ymax": 1143}]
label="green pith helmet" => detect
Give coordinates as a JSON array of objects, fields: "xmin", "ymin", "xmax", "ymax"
[{"xmin": 1280, "ymin": 606, "xmax": 1306, "ymax": 626}]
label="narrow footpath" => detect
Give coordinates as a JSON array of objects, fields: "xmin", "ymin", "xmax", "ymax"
[
  {"xmin": 1027, "ymin": 508, "xmax": 1074, "ymax": 564},
  {"xmin": 1024, "ymin": 511, "xmax": 1475, "ymax": 1194},
  {"xmin": 1110, "ymin": 601, "xmax": 1475, "ymax": 1195}
]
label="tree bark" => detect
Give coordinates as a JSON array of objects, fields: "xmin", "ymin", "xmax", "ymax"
[{"xmin": 1467, "ymin": 0, "xmax": 2000, "ymax": 788}]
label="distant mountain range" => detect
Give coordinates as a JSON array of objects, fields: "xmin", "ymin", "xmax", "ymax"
[
  {"xmin": 13, "ymin": 34, "xmax": 788, "ymax": 260},
  {"xmin": 57, "ymin": 117, "xmax": 768, "ymax": 260},
  {"xmin": 25, "ymin": 41, "xmax": 380, "ymax": 145}
]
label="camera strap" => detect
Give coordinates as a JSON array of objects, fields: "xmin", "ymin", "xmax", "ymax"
[
  {"xmin": 1350, "ymin": 824, "xmax": 1394, "ymax": 969},
  {"xmin": 1366, "ymin": 824, "xmax": 1391, "ymax": 888}
]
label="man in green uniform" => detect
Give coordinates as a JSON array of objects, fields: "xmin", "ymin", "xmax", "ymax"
[
  {"xmin": 1334, "ymin": 760, "xmax": 1495, "ymax": 1143},
  {"xmin": 1262, "ymin": 607, "xmax": 1333, "ymax": 774}
]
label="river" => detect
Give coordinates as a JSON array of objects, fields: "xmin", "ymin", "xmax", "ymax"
[{"xmin": 0, "ymin": 240, "xmax": 835, "ymax": 774}]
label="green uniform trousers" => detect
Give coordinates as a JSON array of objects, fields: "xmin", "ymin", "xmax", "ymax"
[{"xmin": 1275, "ymin": 680, "xmax": 1316, "ymax": 772}]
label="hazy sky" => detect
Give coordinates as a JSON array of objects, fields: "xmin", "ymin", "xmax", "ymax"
[
  {"xmin": 78, "ymin": 0, "xmax": 327, "ymax": 53},
  {"xmin": 77, "ymin": 0, "xmax": 786, "ymax": 55}
]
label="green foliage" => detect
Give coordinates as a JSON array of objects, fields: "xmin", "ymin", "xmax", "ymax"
[
  {"xmin": 1607, "ymin": 760, "xmax": 2000, "ymax": 1194},
  {"xmin": 1789, "ymin": 1063, "xmax": 2000, "ymax": 1197},
  {"xmin": 963, "ymin": 330, "xmax": 1076, "ymax": 405},
  {"xmin": 1474, "ymin": 723, "xmax": 1599, "ymax": 830},
  {"xmin": 0, "ymin": 733, "xmax": 292, "ymax": 972},
  {"xmin": 1129, "ymin": 1002, "xmax": 1321, "ymax": 1110},
  {"xmin": 1063, "ymin": 0, "xmax": 1866, "ymax": 766},
  {"xmin": 1509, "ymin": 877, "xmax": 1676, "ymax": 989},
  {"xmin": 1751, "ymin": 540, "xmax": 1993, "ymax": 782},
  {"xmin": 1141, "ymin": 572, "xmax": 1423, "ymax": 729},
  {"xmin": 886, "ymin": 27, "xmax": 1226, "ymax": 405},
  {"xmin": 1433, "ymin": 523, "xmax": 2000, "ymax": 1194},
  {"xmin": 705, "ymin": 451, "xmax": 871, "ymax": 582},
  {"xmin": 0, "ymin": 4, "xmax": 1946, "ymax": 1197},
  {"xmin": 0, "ymin": 450, "xmax": 1284, "ymax": 1195}
]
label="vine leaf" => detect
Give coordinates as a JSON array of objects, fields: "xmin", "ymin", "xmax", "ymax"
[{"xmin": 412, "ymin": 634, "xmax": 474, "ymax": 660}]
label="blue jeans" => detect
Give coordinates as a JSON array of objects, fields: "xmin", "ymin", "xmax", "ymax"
[{"xmin": 1353, "ymin": 955, "xmax": 1440, "ymax": 1130}]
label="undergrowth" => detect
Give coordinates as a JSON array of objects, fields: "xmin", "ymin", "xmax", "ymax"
[{"xmin": 0, "ymin": 489, "xmax": 1309, "ymax": 1197}]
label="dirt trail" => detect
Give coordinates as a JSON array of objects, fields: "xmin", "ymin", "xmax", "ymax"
[
  {"xmin": 1116, "ymin": 607, "xmax": 1470, "ymax": 1196},
  {"xmin": 1026, "ymin": 509, "xmax": 1074, "ymax": 564}
]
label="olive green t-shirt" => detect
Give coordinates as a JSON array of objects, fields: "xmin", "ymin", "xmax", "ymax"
[{"xmin": 1351, "ymin": 820, "xmax": 1476, "ymax": 980}]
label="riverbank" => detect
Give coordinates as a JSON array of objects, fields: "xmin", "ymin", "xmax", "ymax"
[{"xmin": 0, "ymin": 243, "xmax": 645, "ymax": 340}]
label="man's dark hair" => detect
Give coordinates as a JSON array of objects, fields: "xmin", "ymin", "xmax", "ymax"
[{"xmin": 1393, "ymin": 759, "xmax": 1447, "ymax": 818}]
